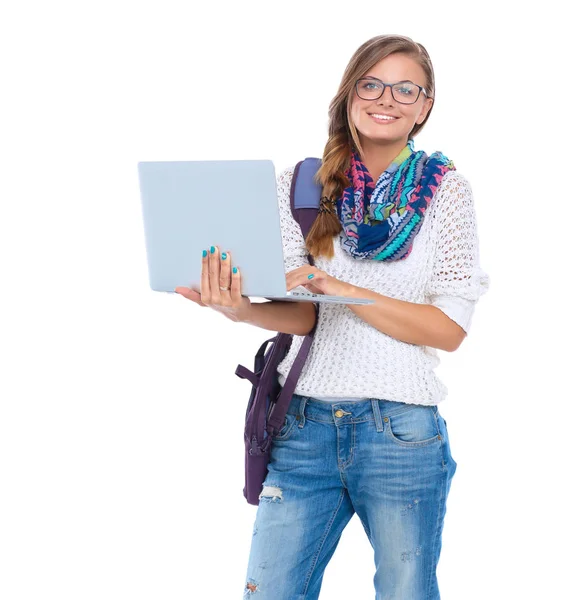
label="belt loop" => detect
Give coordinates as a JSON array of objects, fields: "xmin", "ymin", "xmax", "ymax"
[
  {"xmin": 297, "ymin": 396, "xmax": 308, "ymax": 428},
  {"xmin": 371, "ymin": 400, "xmax": 384, "ymax": 432}
]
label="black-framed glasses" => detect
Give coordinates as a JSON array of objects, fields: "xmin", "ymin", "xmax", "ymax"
[{"xmin": 355, "ymin": 76, "xmax": 429, "ymax": 105}]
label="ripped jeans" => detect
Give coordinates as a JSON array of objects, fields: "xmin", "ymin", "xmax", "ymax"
[{"xmin": 243, "ymin": 394, "xmax": 457, "ymax": 600}]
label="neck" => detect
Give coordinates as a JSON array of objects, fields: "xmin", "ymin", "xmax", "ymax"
[{"xmin": 358, "ymin": 136, "xmax": 409, "ymax": 181}]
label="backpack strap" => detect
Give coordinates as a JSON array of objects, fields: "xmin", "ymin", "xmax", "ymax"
[
  {"xmin": 289, "ymin": 157, "xmax": 322, "ymax": 267},
  {"xmin": 266, "ymin": 317, "xmax": 317, "ymax": 435}
]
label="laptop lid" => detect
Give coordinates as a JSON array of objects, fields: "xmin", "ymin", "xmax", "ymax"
[{"xmin": 138, "ymin": 159, "xmax": 295, "ymax": 298}]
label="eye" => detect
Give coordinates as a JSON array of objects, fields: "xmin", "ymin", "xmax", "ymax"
[{"xmin": 358, "ymin": 79, "xmax": 381, "ymax": 89}]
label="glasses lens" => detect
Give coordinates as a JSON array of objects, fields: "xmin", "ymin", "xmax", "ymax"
[
  {"xmin": 356, "ymin": 79, "xmax": 383, "ymax": 100},
  {"xmin": 392, "ymin": 82, "xmax": 419, "ymax": 104}
]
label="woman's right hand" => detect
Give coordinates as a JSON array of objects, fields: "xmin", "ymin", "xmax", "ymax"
[{"xmin": 175, "ymin": 245, "xmax": 253, "ymax": 323}]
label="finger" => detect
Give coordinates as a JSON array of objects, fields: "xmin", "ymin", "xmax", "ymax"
[
  {"xmin": 208, "ymin": 245, "xmax": 221, "ymax": 303},
  {"xmin": 175, "ymin": 287, "xmax": 207, "ymax": 306},
  {"xmin": 200, "ymin": 248, "xmax": 210, "ymax": 303},
  {"xmin": 285, "ymin": 267, "xmax": 306, "ymax": 291},
  {"xmin": 220, "ymin": 250, "xmax": 232, "ymax": 301},
  {"xmin": 306, "ymin": 273, "xmax": 327, "ymax": 294},
  {"xmin": 230, "ymin": 264, "xmax": 242, "ymax": 302},
  {"xmin": 286, "ymin": 268, "xmax": 315, "ymax": 291}
]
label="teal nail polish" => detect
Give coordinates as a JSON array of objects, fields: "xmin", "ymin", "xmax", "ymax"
[
  {"xmin": 308, "ymin": 274, "xmax": 315, "ymax": 279},
  {"xmin": 210, "ymin": 246, "xmax": 215, "ymax": 254},
  {"xmin": 233, "ymin": 267, "xmax": 237, "ymax": 274},
  {"xmin": 221, "ymin": 253, "xmax": 227, "ymax": 260},
  {"xmin": 202, "ymin": 250, "xmax": 207, "ymax": 258}
]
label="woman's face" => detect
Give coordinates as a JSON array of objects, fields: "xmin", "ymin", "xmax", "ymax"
[{"xmin": 349, "ymin": 53, "xmax": 433, "ymax": 146}]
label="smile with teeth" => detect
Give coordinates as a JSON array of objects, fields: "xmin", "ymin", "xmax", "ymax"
[{"xmin": 370, "ymin": 113, "xmax": 398, "ymax": 122}]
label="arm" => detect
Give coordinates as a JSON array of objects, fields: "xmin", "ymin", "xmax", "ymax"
[
  {"xmin": 334, "ymin": 284, "xmax": 465, "ymax": 352},
  {"xmin": 239, "ymin": 300, "xmax": 317, "ymax": 336}
]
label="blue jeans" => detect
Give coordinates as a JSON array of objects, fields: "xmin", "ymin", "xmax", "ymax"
[{"xmin": 243, "ymin": 394, "xmax": 457, "ymax": 600}]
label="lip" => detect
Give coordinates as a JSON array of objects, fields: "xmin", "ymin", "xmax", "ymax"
[{"xmin": 368, "ymin": 113, "xmax": 400, "ymax": 124}]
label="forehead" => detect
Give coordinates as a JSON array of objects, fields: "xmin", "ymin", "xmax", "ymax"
[{"xmin": 364, "ymin": 53, "xmax": 425, "ymax": 85}]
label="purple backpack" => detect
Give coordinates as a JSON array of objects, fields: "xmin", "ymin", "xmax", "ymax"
[{"xmin": 235, "ymin": 157, "xmax": 322, "ymax": 505}]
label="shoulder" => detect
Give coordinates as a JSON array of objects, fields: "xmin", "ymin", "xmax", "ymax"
[
  {"xmin": 276, "ymin": 165, "xmax": 296, "ymax": 189},
  {"xmin": 429, "ymin": 170, "xmax": 475, "ymax": 221},
  {"xmin": 436, "ymin": 169, "xmax": 473, "ymax": 197},
  {"xmin": 277, "ymin": 165, "xmax": 297, "ymax": 177},
  {"xmin": 275, "ymin": 166, "xmax": 298, "ymax": 214},
  {"xmin": 275, "ymin": 165, "xmax": 301, "ymax": 231}
]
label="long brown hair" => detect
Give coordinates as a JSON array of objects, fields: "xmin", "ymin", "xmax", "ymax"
[{"xmin": 306, "ymin": 34, "xmax": 436, "ymax": 259}]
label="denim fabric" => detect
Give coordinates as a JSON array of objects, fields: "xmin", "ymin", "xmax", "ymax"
[{"xmin": 243, "ymin": 394, "xmax": 457, "ymax": 600}]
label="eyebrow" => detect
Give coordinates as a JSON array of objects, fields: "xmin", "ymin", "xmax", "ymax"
[{"xmin": 362, "ymin": 76, "xmax": 415, "ymax": 85}]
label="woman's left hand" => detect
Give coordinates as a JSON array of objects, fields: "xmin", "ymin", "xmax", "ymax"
[{"xmin": 286, "ymin": 266, "xmax": 348, "ymax": 297}]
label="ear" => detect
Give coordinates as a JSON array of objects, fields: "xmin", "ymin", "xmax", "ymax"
[{"xmin": 417, "ymin": 97, "xmax": 433, "ymax": 125}]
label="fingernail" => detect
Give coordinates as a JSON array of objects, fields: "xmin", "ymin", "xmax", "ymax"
[
  {"xmin": 233, "ymin": 267, "xmax": 238, "ymax": 274},
  {"xmin": 221, "ymin": 253, "xmax": 227, "ymax": 260},
  {"xmin": 308, "ymin": 274, "xmax": 314, "ymax": 279},
  {"xmin": 202, "ymin": 250, "xmax": 207, "ymax": 258},
  {"xmin": 210, "ymin": 246, "xmax": 215, "ymax": 254}
]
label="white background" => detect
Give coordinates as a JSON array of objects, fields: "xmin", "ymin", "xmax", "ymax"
[{"xmin": 1, "ymin": 1, "xmax": 570, "ymax": 598}]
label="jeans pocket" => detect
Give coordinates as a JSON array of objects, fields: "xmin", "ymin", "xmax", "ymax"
[
  {"xmin": 436, "ymin": 411, "xmax": 457, "ymax": 470},
  {"xmin": 386, "ymin": 405, "xmax": 441, "ymax": 447},
  {"xmin": 273, "ymin": 412, "xmax": 298, "ymax": 442}
]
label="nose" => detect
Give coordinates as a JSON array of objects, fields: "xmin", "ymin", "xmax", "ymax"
[{"xmin": 376, "ymin": 84, "xmax": 394, "ymax": 105}]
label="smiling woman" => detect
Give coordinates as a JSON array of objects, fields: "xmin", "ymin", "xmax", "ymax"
[
  {"xmin": 238, "ymin": 34, "xmax": 489, "ymax": 600},
  {"xmin": 177, "ymin": 32, "xmax": 489, "ymax": 600}
]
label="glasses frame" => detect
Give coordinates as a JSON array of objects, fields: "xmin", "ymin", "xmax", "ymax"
[{"xmin": 355, "ymin": 76, "xmax": 429, "ymax": 105}]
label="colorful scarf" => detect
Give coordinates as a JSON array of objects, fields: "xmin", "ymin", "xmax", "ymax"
[{"xmin": 336, "ymin": 139, "xmax": 456, "ymax": 261}]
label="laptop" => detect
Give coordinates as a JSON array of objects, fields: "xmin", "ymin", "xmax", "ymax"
[{"xmin": 137, "ymin": 159, "xmax": 374, "ymax": 305}]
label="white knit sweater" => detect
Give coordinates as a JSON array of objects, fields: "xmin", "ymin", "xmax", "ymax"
[{"xmin": 275, "ymin": 165, "xmax": 490, "ymax": 405}]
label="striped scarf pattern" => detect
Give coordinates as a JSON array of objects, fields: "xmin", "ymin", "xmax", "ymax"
[{"xmin": 337, "ymin": 139, "xmax": 456, "ymax": 261}]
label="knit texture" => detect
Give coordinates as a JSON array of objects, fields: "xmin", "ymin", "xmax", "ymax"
[{"xmin": 275, "ymin": 165, "xmax": 490, "ymax": 405}]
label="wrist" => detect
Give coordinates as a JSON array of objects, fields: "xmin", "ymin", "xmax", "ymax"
[
  {"xmin": 237, "ymin": 299, "xmax": 256, "ymax": 323},
  {"xmin": 335, "ymin": 279, "xmax": 357, "ymax": 297},
  {"xmin": 336, "ymin": 280, "xmax": 376, "ymax": 305}
]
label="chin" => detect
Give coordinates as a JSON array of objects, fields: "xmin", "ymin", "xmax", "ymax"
[{"xmin": 361, "ymin": 129, "xmax": 400, "ymax": 143}]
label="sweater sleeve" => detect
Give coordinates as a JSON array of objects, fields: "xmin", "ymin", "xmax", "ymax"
[
  {"xmin": 425, "ymin": 171, "xmax": 490, "ymax": 334},
  {"xmin": 276, "ymin": 165, "xmax": 311, "ymax": 273}
]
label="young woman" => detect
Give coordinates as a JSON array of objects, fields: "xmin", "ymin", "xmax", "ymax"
[{"xmin": 176, "ymin": 34, "xmax": 489, "ymax": 600}]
